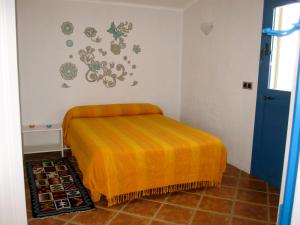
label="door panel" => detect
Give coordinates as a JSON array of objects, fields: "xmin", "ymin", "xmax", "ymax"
[
  {"xmin": 251, "ymin": 0, "xmax": 299, "ymax": 187},
  {"xmin": 260, "ymin": 92, "xmax": 290, "ymax": 185}
]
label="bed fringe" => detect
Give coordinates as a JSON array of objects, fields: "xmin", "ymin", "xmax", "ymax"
[{"xmin": 107, "ymin": 180, "xmax": 220, "ymax": 206}]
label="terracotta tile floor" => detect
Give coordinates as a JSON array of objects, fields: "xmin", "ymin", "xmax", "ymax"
[{"xmin": 24, "ymin": 152, "xmax": 280, "ymax": 225}]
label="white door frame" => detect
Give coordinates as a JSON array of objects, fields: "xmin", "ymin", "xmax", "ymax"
[{"xmin": 0, "ymin": 0, "xmax": 27, "ymax": 224}]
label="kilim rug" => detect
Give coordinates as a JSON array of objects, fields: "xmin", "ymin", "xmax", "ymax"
[{"xmin": 27, "ymin": 158, "xmax": 94, "ymax": 218}]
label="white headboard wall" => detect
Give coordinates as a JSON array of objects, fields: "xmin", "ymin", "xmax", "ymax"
[{"xmin": 17, "ymin": 0, "xmax": 182, "ymax": 127}]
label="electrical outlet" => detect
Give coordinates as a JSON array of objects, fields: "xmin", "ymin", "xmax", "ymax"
[{"xmin": 243, "ymin": 82, "xmax": 253, "ymax": 90}]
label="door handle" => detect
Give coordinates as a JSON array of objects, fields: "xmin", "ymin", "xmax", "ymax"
[
  {"xmin": 262, "ymin": 95, "xmax": 275, "ymax": 101},
  {"xmin": 260, "ymin": 43, "xmax": 271, "ymax": 61},
  {"xmin": 263, "ymin": 43, "xmax": 271, "ymax": 56}
]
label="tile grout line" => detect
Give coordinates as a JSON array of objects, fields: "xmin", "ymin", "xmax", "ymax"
[
  {"xmin": 235, "ymin": 187, "xmax": 277, "ymax": 195},
  {"xmin": 104, "ymin": 201, "xmax": 130, "ymax": 225},
  {"xmin": 63, "ymin": 221, "xmax": 73, "ymax": 225},
  {"xmin": 67, "ymin": 202, "xmax": 128, "ymax": 225},
  {"xmin": 187, "ymin": 188, "xmax": 205, "ymax": 225},
  {"xmin": 147, "ymin": 193, "xmax": 171, "ymax": 225},
  {"xmin": 140, "ymin": 192, "xmax": 275, "ymax": 221},
  {"xmin": 183, "ymin": 182, "xmax": 276, "ymax": 196},
  {"xmin": 96, "ymin": 206, "xmax": 163, "ymax": 222},
  {"xmin": 223, "ymin": 174, "xmax": 280, "ymax": 195},
  {"xmin": 98, "ymin": 202, "xmax": 273, "ymax": 224},
  {"xmin": 142, "ymin": 196, "xmax": 206, "ymax": 211},
  {"xmin": 54, "ymin": 213, "xmax": 77, "ymax": 224},
  {"xmin": 64, "ymin": 211, "xmax": 93, "ymax": 225},
  {"xmin": 34, "ymin": 205, "xmax": 272, "ymax": 225},
  {"xmin": 57, "ymin": 211, "xmax": 94, "ymax": 223},
  {"xmin": 64, "ymin": 219, "xmax": 84, "ymax": 225},
  {"xmin": 228, "ymin": 169, "xmax": 241, "ymax": 225},
  {"xmin": 95, "ymin": 195, "xmax": 175, "ymax": 225}
]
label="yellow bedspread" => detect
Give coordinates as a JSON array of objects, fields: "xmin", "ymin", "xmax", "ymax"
[{"xmin": 63, "ymin": 104, "xmax": 227, "ymax": 206}]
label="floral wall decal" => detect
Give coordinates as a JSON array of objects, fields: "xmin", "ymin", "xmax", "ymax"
[
  {"xmin": 133, "ymin": 45, "xmax": 141, "ymax": 54},
  {"xmin": 59, "ymin": 62, "xmax": 78, "ymax": 80},
  {"xmin": 131, "ymin": 81, "xmax": 138, "ymax": 86},
  {"xmin": 61, "ymin": 83, "xmax": 71, "ymax": 88},
  {"xmin": 110, "ymin": 62, "xmax": 115, "ymax": 68},
  {"xmin": 107, "ymin": 21, "xmax": 133, "ymax": 40},
  {"xmin": 66, "ymin": 40, "xmax": 73, "ymax": 47},
  {"xmin": 110, "ymin": 38, "xmax": 126, "ymax": 55},
  {"xmin": 98, "ymin": 49, "xmax": 107, "ymax": 56},
  {"xmin": 78, "ymin": 46, "xmax": 127, "ymax": 88},
  {"xmin": 84, "ymin": 27, "xmax": 102, "ymax": 43},
  {"xmin": 59, "ymin": 20, "xmax": 139, "ymax": 88},
  {"xmin": 61, "ymin": 22, "xmax": 74, "ymax": 35}
]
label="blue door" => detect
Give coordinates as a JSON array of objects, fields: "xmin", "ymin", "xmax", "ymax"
[{"xmin": 251, "ymin": 0, "xmax": 300, "ymax": 187}]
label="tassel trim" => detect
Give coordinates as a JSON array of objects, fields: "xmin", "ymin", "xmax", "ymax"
[{"xmin": 107, "ymin": 180, "xmax": 220, "ymax": 206}]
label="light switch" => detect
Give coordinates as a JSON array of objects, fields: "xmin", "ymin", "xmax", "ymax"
[{"xmin": 243, "ymin": 82, "xmax": 253, "ymax": 90}]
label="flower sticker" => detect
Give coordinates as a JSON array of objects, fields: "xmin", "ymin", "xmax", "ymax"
[
  {"xmin": 79, "ymin": 46, "xmax": 96, "ymax": 65},
  {"xmin": 107, "ymin": 21, "xmax": 133, "ymax": 40},
  {"xmin": 131, "ymin": 81, "xmax": 138, "ymax": 86},
  {"xmin": 78, "ymin": 46, "xmax": 127, "ymax": 88},
  {"xmin": 109, "ymin": 62, "xmax": 115, "ymax": 68},
  {"xmin": 66, "ymin": 40, "xmax": 73, "ymax": 47},
  {"xmin": 110, "ymin": 38, "xmax": 126, "ymax": 55},
  {"xmin": 84, "ymin": 27, "xmax": 101, "ymax": 43},
  {"xmin": 59, "ymin": 62, "xmax": 78, "ymax": 80},
  {"xmin": 88, "ymin": 61, "xmax": 101, "ymax": 72},
  {"xmin": 98, "ymin": 49, "xmax": 107, "ymax": 56},
  {"xmin": 61, "ymin": 22, "xmax": 74, "ymax": 35},
  {"xmin": 110, "ymin": 43, "xmax": 121, "ymax": 55},
  {"xmin": 61, "ymin": 83, "xmax": 71, "ymax": 88},
  {"xmin": 84, "ymin": 27, "xmax": 97, "ymax": 37},
  {"xmin": 132, "ymin": 45, "xmax": 141, "ymax": 54}
]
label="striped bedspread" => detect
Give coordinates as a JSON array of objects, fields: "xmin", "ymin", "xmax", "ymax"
[{"xmin": 63, "ymin": 104, "xmax": 227, "ymax": 206}]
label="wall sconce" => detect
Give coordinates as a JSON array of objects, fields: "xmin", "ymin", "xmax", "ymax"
[{"xmin": 200, "ymin": 22, "xmax": 214, "ymax": 35}]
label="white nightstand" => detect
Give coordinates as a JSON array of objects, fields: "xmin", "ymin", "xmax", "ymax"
[{"xmin": 22, "ymin": 124, "xmax": 64, "ymax": 157}]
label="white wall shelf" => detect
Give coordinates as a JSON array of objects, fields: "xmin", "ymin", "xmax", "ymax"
[
  {"xmin": 22, "ymin": 124, "xmax": 64, "ymax": 157},
  {"xmin": 22, "ymin": 124, "xmax": 62, "ymax": 132}
]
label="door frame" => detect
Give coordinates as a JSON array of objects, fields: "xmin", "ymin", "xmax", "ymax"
[
  {"xmin": 278, "ymin": 53, "xmax": 300, "ymax": 224},
  {"xmin": 251, "ymin": 0, "xmax": 300, "ymax": 223},
  {"xmin": 251, "ymin": 0, "xmax": 298, "ymax": 187},
  {"xmin": 0, "ymin": 0, "xmax": 27, "ymax": 224}
]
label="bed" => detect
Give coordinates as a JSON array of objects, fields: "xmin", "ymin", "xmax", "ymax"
[{"xmin": 63, "ymin": 103, "xmax": 227, "ymax": 206}]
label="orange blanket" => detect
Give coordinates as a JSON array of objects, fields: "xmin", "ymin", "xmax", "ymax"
[{"xmin": 63, "ymin": 103, "xmax": 227, "ymax": 206}]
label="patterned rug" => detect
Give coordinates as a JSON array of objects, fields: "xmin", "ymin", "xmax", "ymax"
[{"xmin": 27, "ymin": 158, "xmax": 94, "ymax": 218}]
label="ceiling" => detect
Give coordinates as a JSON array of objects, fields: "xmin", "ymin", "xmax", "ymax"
[{"xmin": 89, "ymin": 0, "xmax": 197, "ymax": 9}]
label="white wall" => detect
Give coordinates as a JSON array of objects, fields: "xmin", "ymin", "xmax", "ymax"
[
  {"xmin": 17, "ymin": 0, "xmax": 182, "ymax": 128},
  {"xmin": 0, "ymin": 0, "xmax": 27, "ymax": 224},
  {"xmin": 17, "ymin": 0, "xmax": 264, "ymax": 172},
  {"xmin": 181, "ymin": 0, "xmax": 264, "ymax": 172}
]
